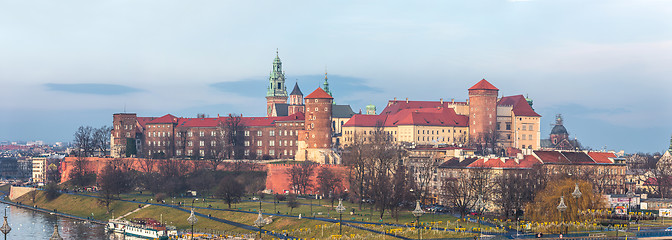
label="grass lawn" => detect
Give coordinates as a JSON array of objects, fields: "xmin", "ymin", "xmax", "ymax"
[{"xmin": 12, "ymin": 190, "xmax": 139, "ymax": 221}]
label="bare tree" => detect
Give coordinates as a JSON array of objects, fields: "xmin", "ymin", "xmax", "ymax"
[
  {"xmin": 316, "ymin": 166, "xmax": 343, "ymax": 206},
  {"xmin": 93, "ymin": 126, "xmax": 113, "ymax": 156},
  {"xmin": 342, "ymin": 132, "xmax": 370, "ymax": 210},
  {"xmin": 74, "ymin": 126, "xmax": 95, "ymax": 157},
  {"xmin": 70, "ymin": 156, "xmax": 96, "ymax": 187},
  {"xmin": 223, "ymin": 114, "xmax": 246, "ymax": 160},
  {"xmin": 287, "ymin": 194, "xmax": 300, "ymax": 215},
  {"xmin": 286, "ymin": 163, "xmax": 316, "ymax": 194},
  {"xmin": 441, "ymin": 166, "xmax": 494, "ymax": 218},
  {"xmin": 216, "ymin": 175, "xmax": 244, "ymax": 208}
]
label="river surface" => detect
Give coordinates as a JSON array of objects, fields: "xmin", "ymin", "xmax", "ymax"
[{"xmin": 0, "ymin": 202, "xmax": 144, "ymax": 240}]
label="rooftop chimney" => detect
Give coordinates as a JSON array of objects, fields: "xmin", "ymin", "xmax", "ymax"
[{"xmin": 406, "ymin": 98, "xmax": 409, "ymax": 103}]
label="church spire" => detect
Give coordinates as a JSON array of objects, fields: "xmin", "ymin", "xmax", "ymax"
[
  {"xmin": 322, "ymin": 67, "xmax": 331, "ymax": 96},
  {"xmin": 267, "ymin": 49, "xmax": 287, "ymax": 98}
]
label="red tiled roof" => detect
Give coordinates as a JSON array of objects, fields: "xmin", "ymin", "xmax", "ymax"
[
  {"xmin": 588, "ymin": 152, "xmax": 616, "ymax": 164},
  {"xmin": 342, "ymin": 114, "xmax": 388, "ymax": 127},
  {"xmin": 468, "ymin": 155, "xmax": 540, "ymax": 169},
  {"xmin": 304, "ymin": 87, "xmax": 333, "ymax": 99},
  {"xmin": 178, "ymin": 117, "xmax": 220, "ymax": 128},
  {"xmin": 380, "ymin": 100, "xmax": 466, "ymax": 115},
  {"xmin": 136, "ymin": 117, "xmax": 156, "ymax": 128},
  {"xmin": 498, "ymin": 95, "xmax": 541, "ymax": 117},
  {"xmin": 147, "ymin": 114, "xmax": 178, "ymax": 124},
  {"xmin": 533, "ymin": 150, "xmax": 571, "ymax": 164},
  {"xmin": 343, "ymin": 107, "xmax": 468, "ymax": 127},
  {"xmin": 468, "ymin": 79, "xmax": 499, "ymax": 91}
]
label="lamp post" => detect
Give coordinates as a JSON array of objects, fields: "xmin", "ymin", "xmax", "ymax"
[
  {"xmin": 475, "ymin": 195, "xmax": 485, "ymax": 240},
  {"xmin": 254, "ymin": 210, "xmax": 267, "ymax": 240},
  {"xmin": 412, "ymin": 200, "xmax": 425, "ymax": 240},
  {"xmin": 571, "ymin": 183, "xmax": 582, "ymax": 235},
  {"xmin": 557, "ymin": 196, "xmax": 567, "ymax": 235},
  {"xmin": 335, "ymin": 199, "xmax": 346, "ymax": 235},
  {"xmin": 626, "ymin": 188, "xmax": 635, "ymax": 234},
  {"xmin": 187, "ymin": 199, "xmax": 198, "ymax": 240},
  {"xmin": 0, "ymin": 208, "xmax": 10, "ymax": 240}
]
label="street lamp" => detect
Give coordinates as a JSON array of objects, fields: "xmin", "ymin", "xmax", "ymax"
[
  {"xmin": 557, "ymin": 196, "xmax": 567, "ymax": 235},
  {"xmin": 475, "ymin": 195, "xmax": 485, "ymax": 240},
  {"xmin": 335, "ymin": 199, "xmax": 346, "ymax": 235},
  {"xmin": 187, "ymin": 199, "xmax": 198, "ymax": 240},
  {"xmin": 626, "ymin": 188, "xmax": 635, "ymax": 234},
  {"xmin": 254, "ymin": 210, "xmax": 267, "ymax": 239},
  {"xmin": 0, "ymin": 208, "xmax": 10, "ymax": 240},
  {"xmin": 412, "ymin": 200, "xmax": 425, "ymax": 240}
]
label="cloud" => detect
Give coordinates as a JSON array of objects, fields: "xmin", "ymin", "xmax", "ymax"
[{"xmin": 44, "ymin": 83, "xmax": 143, "ymax": 95}]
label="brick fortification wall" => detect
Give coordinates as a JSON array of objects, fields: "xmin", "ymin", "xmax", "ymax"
[
  {"xmin": 60, "ymin": 158, "xmax": 349, "ymax": 196},
  {"xmin": 265, "ymin": 164, "xmax": 349, "ymax": 195}
]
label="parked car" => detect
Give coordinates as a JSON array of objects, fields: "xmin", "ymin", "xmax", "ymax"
[{"xmin": 665, "ymin": 227, "xmax": 672, "ymax": 231}]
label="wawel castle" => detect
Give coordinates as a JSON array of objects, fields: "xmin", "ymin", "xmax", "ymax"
[{"xmin": 110, "ymin": 51, "xmax": 542, "ymax": 162}]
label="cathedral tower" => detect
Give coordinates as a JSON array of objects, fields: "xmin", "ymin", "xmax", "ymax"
[
  {"xmin": 288, "ymin": 82, "xmax": 305, "ymax": 115},
  {"xmin": 468, "ymin": 79, "xmax": 499, "ymax": 145},
  {"xmin": 266, "ymin": 50, "xmax": 288, "ymax": 116}
]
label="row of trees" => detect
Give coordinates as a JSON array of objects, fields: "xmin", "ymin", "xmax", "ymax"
[
  {"xmin": 342, "ymin": 125, "xmax": 416, "ymax": 221},
  {"xmin": 64, "ymin": 157, "xmax": 265, "ymax": 213},
  {"xmin": 73, "ymin": 126, "xmax": 112, "ymax": 157},
  {"xmin": 285, "ymin": 163, "xmax": 345, "ymax": 208}
]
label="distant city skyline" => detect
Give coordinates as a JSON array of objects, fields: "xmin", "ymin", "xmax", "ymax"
[{"xmin": 1, "ymin": 1, "xmax": 670, "ymax": 153}]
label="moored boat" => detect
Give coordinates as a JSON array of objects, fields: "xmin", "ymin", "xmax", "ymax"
[{"xmin": 106, "ymin": 218, "xmax": 177, "ymax": 240}]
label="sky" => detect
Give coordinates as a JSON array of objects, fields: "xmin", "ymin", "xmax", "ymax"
[{"xmin": 0, "ymin": 0, "xmax": 671, "ymax": 153}]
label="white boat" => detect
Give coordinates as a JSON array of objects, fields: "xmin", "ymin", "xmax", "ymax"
[{"xmin": 106, "ymin": 218, "xmax": 177, "ymax": 240}]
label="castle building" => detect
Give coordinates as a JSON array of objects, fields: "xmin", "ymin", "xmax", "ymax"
[
  {"xmin": 341, "ymin": 79, "xmax": 541, "ymax": 151},
  {"xmin": 111, "ymin": 51, "xmax": 346, "ymax": 162}
]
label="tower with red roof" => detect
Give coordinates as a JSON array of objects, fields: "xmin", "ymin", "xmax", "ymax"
[
  {"xmin": 296, "ymin": 87, "xmax": 339, "ymax": 163},
  {"xmin": 468, "ymin": 79, "xmax": 499, "ymax": 145}
]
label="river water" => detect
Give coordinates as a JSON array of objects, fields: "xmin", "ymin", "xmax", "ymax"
[{"xmin": 0, "ymin": 202, "xmax": 144, "ymax": 240}]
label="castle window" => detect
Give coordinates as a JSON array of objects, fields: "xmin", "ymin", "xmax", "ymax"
[
  {"xmin": 244, "ymin": 131, "xmax": 250, "ymax": 136},
  {"xmin": 211, "ymin": 141, "xmax": 216, "ymax": 147},
  {"xmin": 199, "ymin": 141, "xmax": 204, "ymax": 147},
  {"xmin": 315, "ymin": 107, "xmax": 319, "ymax": 111},
  {"xmin": 506, "ymin": 123, "xmax": 511, "ymax": 130},
  {"xmin": 126, "ymin": 132, "xmax": 130, "ymax": 138},
  {"xmin": 245, "ymin": 150, "xmax": 250, "ymax": 156},
  {"xmin": 270, "ymin": 130, "xmax": 275, "ymax": 136},
  {"xmin": 278, "ymin": 83, "xmax": 281, "ymax": 89},
  {"xmin": 270, "ymin": 141, "xmax": 275, "ymax": 146},
  {"xmin": 244, "ymin": 141, "xmax": 250, "ymax": 146},
  {"xmin": 325, "ymin": 107, "xmax": 328, "ymax": 111},
  {"xmin": 200, "ymin": 150, "xmax": 205, "ymax": 156},
  {"xmin": 188, "ymin": 150, "xmax": 193, "ymax": 155},
  {"xmin": 270, "ymin": 150, "xmax": 275, "ymax": 155},
  {"xmin": 176, "ymin": 132, "xmax": 181, "ymax": 137},
  {"xmin": 522, "ymin": 135, "xmax": 526, "ymax": 140},
  {"xmin": 522, "ymin": 125, "xmax": 527, "ymax": 130},
  {"xmin": 257, "ymin": 141, "xmax": 262, "ymax": 146},
  {"xmin": 188, "ymin": 132, "xmax": 193, "ymax": 137},
  {"xmin": 528, "ymin": 134, "xmax": 532, "ymax": 140},
  {"xmin": 257, "ymin": 150, "xmax": 263, "ymax": 156},
  {"xmin": 257, "ymin": 131, "xmax": 262, "ymax": 136},
  {"xmin": 199, "ymin": 131, "xmax": 204, "ymax": 137},
  {"xmin": 188, "ymin": 141, "xmax": 193, "ymax": 147},
  {"xmin": 211, "ymin": 131, "xmax": 216, "ymax": 136},
  {"xmin": 529, "ymin": 124, "xmax": 534, "ymax": 131}
]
